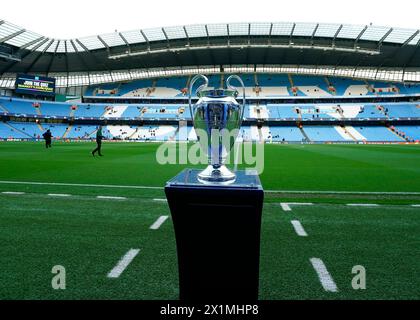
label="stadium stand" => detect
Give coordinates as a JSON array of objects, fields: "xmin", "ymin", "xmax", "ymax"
[{"xmin": 1, "ymin": 73, "xmax": 420, "ymax": 142}]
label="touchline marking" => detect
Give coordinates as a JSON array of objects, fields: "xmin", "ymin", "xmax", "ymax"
[
  {"xmin": 107, "ymin": 249, "xmax": 140, "ymax": 279},
  {"xmin": 150, "ymin": 216, "xmax": 169, "ymax": 230},
  {"xmin": 1, "ymin": 180, "xmax": 420, "ymax": 195},
  {"xmin": 291, "ymin": 220, "xmax": 308, "ymax": 237},
  {"xmin": 287, "ymin": 202, "xmax": 313, "ymax": 206},
  {"xmin": 48, "ymin": 193, "xmax": 71, "ymax": 197},
  {"xmin": 0, "ymin": 180, "xmax": 162, "ymax": 190},
  {"xmin": 346, "ymin": 203, "xmax": 380, "ymax": 207},
  {"xmin": 1, "ymin": 191, "xmax": 25, "ymax": 195},
  {"xmin": 97, "ymin": 196, "xmax": 126, "ymax": 200},
  {"xmin": 153, "ymin": 198, "xmax": 167, "ymax": 202},
  {"xmin": 310, "ymin": 258, "xmax": 338, "ymax": 293},
  {"xmin": 280, "ymin": 203, "xmax": 291, "ymax": 211},
  {"xmin": 412, "ymin": 205, "xmax": 420, "ymax": 207}
]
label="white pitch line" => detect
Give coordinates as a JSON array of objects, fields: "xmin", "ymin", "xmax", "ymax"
[
  {"xmin": 346, "ymin": 203, "xmax": 380, "ymax": 207},
  {"xmin": 412, "ymin": 205, "xmax": 420, "ymax": 208},
  {"xmin": 0, "ymin": 180, "xmax": 161, "ymax": 190},
  {"xmin": 280, "ymin": 203, "xmax": 292, "ymax": 211},
  {"xmin": 97, "ymin": 196, "xmax": 126, "ymax": 200},
  {"xmin": 291, "ymin": 220, "xmax": 308, "ymax": 237},
  {"xmin": 150, "ymin": 216, "xmax": 169, "ymax": 230},
  {"xmin": 153, "ymin": 198, "xmax": 167, "ymax": 202},
  {"xmin": 1, "ymin": 191, "xmax": 25, "ymax": 195},
  {"xmin": 107, "ymin": 249, "xmax": 140, "ymax": 279},
  {"xmin": 281, "ymin": 202, "xmax": 313, "ymax": 211},
  {"xmin": 1, "ymin": 180, "xmax": 420, "ymax": 195},
  {"xmin": 48, "ymin": 193, "xmax": 71, "ymax": 197},
  {"xmin": 310, "ymin": 258, "xmax": 338, "ymax": 293}
]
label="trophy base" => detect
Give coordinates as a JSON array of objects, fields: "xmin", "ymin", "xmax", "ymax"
[{"xmin": 197, "ymin": 165, "xmax": 236, "ymax": 185}]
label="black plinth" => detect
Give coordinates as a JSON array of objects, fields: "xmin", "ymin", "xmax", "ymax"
[{"xmin": 165, "ymin": 169, "xmax": 264, "ymax": 301}]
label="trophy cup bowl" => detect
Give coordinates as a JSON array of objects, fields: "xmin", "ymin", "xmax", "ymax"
[{"xmin": 188, "ymin": 74, "xmax": 245, "ymax": 184}]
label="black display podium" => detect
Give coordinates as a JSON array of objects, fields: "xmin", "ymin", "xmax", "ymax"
[{"xmin": 165, "ymin": 169, "xmax": 264, "ymax": 301}]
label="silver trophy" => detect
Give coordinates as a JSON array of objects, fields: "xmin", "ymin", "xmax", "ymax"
[{"xmin": 188, "ymin": 74, "xmax": 245, "ymax": 184}]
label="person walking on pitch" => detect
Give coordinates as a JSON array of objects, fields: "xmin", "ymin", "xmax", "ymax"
[
  {"xmin": 42, "ymin": 129, "xmax": 52, "ymax": 149},
  {"xmin": 92, "ymin": 125, "xmax": 104, "ymax": 157}
]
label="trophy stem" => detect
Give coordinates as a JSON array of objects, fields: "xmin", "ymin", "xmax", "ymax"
[{"xmin": 197, "ymin": 165, "xmax": 236, "ymax": 184}]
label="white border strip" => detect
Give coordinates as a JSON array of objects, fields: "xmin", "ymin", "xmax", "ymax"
[
  {"xmin": 310, "ymin": 258, "xmax": 338, "ymax": 292},
  {"xmin": 291, "ymin": 220, "xmax": 308, "ymax": 237},
  {"xmin": 150, "ymin": 216, "xmax": 169, "ymax": 230},
  {"xmin": 412, "ymin": 205, "xmax": 420, "ymax": 207},
  {"xmin": 153, "ymin": 198, "xmax": 167, "ymax": 202},
  {"xmin": 1, "ymin": 191, "xmax": 25, "ymax": 195},
  {"xmin": 107, "ymin": 249, "xmax": 140, "ymax": 279},
  {"xmin": 97, "ymin": 196, "xmax": 126, "ymax": 200},
  {"xmin": 346, "ymin": 203, "xmax": 380, "ymax": 207},
  {"xmin": 1, "ymin": 180, "xmax": 420, "ymax": 195},
  {"xmin": 0, "ymin": 180, "xmax": 161, "ymax": 190},
  {"xmin": 287, "ymin": 202, "xmax": 314, "ymax": 206},
  {"xmin": 48, "ymin": 193, "xmax": 71, "ymax": 197}
]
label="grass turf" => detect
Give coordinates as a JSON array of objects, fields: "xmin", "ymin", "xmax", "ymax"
[{"xmin": 0, "ymin": 141, "xmax": 419, "ymax": 299}]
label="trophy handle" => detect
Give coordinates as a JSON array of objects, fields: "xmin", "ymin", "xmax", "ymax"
[
  {"xmin": 188, "ymin": 74, "xmax": 209, "ymax": 124},
  {"xmin": 226, "ymin": 75, "xmax": 246, "ymax": 127}
]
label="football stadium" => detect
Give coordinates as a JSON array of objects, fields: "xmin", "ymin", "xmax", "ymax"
[{"xmin": 0, "ymin": 10, "xmax": 420, "ymax": 304}]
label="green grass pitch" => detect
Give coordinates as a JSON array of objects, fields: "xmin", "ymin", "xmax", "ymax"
[{"xmin": 0, "ymin": 141, "xmax": 419, "ymax": 299}]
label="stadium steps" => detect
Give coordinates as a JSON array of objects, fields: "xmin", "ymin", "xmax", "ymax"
[
  {"xmin": 257, "ymin": 127, "xmax": 264, "ymax": 143},
  {"xmin": 147, "ymin": 80, "xmax": 157, "ymax": 97},
  {"xmin": 342, "ymin": 126, "xmax": 358, "ymax": 141},
  {"xmin": 35, "ymin": 105, "xmax": 42, "ymax": 116},
  {"xmin": 185, "ymin": 75, "xmax": 191, "ymax": 89},
  {"xmin": 220, "ymin": 74, "xmax": 224, "ymax": 88},
  {"xmin": 254, "ymin": 73, "xmax": 258, "ymax": 87},
  {"xmin": 63, "ymin": 125, "xmax": 73, "ymax": 139},
  {"xmin": 4, "ymin": 122, "xmax": 33, "ymax": 138},
  {"xmin": 324, "ymin": 77, "xmax": 336, "ymax": 95},
  {"xmin": 0, "ymin": 104, "xmax": 9, "ymax": 113},
  {"xmin": 128, "ymin": 128, "xmax": 139, "ymax": 140},
  {"xmin": 386, "ymin": 127, "xmax": 407, "ymax": 141},
  {"xmin": 299, "ymin": 127, "xmax": 312, "ymax": 142},
  {"xmin": 37, "ymin": 122, "xmax": 44, "ymax": 132},
  {"xmin": 365, "ymin": 80, "xmax": 375, "ymax": 94},
  {"xmin": 288, "ymin": 74, "xmax": 294, "ymax": 87},
  {"xmin": 69, "ymin": 107, "xmax": 76, "ymax": 118}
]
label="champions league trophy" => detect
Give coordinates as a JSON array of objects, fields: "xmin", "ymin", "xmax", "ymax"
[
  {"xmin": 188, "ymin": 74, "xmax": 245, "ymax": 184},
  {"xmin": 165, "ymin": 74, "xmax": 263, "ymax": 301}
]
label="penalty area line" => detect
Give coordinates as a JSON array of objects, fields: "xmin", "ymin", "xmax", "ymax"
[
  {"xmin": 107, "ymin": 249, "xmax": 140, "ymax": 279},
  {"xmin": 346, "ymin": 203, "xmax": 380, "ymax": 207},
  {"xmin": 1, "ymin": 191, "xmax": 25, "ymax": 195},
  {"xmin": 97, "ymin": 196, "xmax": 126, "ymax": 200},
  {"xmin": 310, "ymin": 258, "xmax": 338, "ymax": 293}
]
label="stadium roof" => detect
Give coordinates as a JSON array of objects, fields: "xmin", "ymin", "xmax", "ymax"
[{"xmin": 0, "ymin": 20, "xmax": 419, "ymax": 79}]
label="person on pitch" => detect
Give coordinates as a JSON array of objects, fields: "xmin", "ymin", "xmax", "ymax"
[
  {"xmin": 91, "ymin": 125, "xmax": 104, "ymax": 157},
  {"xmin": 42, "ymin": 129, "xmax": 52, "ymax": 149}
]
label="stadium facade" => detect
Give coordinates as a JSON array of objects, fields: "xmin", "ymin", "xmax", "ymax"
[{"xmin": 0, "ymin": 20, "xmax": 419, "ymax": 143}]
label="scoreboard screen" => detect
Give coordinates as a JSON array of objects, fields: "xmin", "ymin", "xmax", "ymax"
[{"xmin": 15, "ymin": 74, "xmax": 56, "ymax": 96}]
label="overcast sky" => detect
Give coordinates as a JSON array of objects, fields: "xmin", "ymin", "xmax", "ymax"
[{"xmin": 2, "ymin": 0, "xmax": 419, "ymax": 39}]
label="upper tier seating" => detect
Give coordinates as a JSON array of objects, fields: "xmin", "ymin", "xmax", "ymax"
[{"xmin": 84, "ymin": 74, "xmax": 420, "ymax": 98}]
